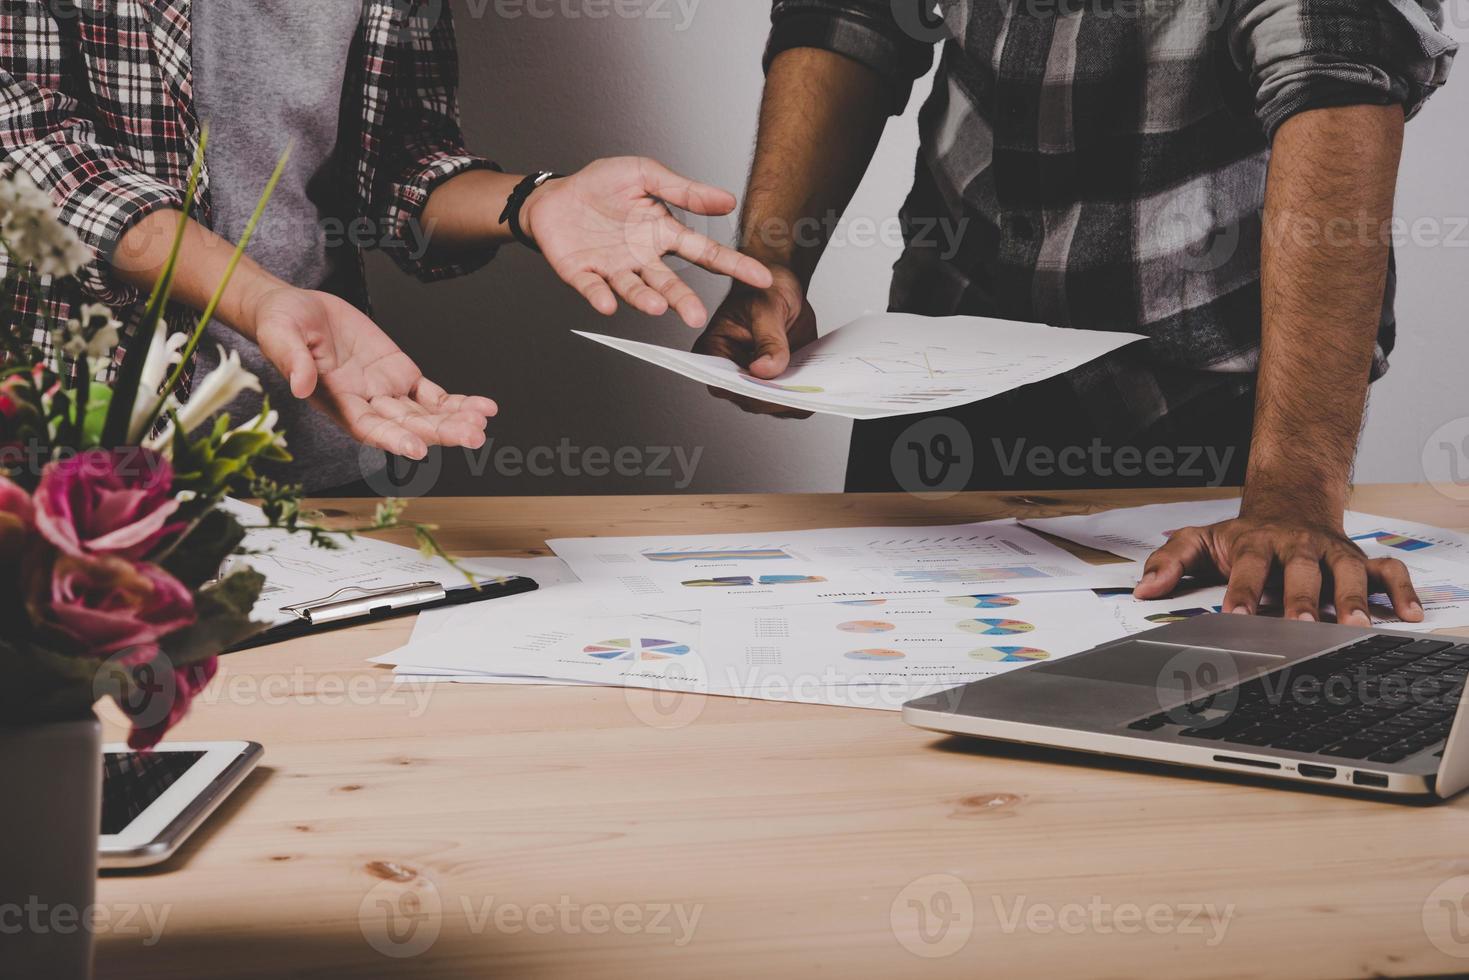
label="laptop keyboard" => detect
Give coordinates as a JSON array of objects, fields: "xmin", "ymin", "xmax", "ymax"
[{"xmin": 1127, "ymin": 635, "xmax": 1468, "ymax": 765}]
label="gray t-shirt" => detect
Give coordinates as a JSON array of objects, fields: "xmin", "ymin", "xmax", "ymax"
[{"xmin": 192, "ymin": 0, "xmax": 385, "ymax": 492}]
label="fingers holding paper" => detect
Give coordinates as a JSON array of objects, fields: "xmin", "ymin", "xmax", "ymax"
[{"xmin": 692, "ymin": 265, "xmax": 818, "ymax": 419}]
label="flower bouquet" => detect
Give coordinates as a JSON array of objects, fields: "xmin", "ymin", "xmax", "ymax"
[
  {"xmin": 0, "ymin": 136, "xmax": 463, "ymax": 979},
  {"xmin": 0, "ymin": 137, "xmax": 452, "ymax": 747}
]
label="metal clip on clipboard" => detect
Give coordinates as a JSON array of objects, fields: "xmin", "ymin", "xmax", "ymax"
[{"xmin": 280, "ymin": 582, "xmax": 448, "ymax": 626}]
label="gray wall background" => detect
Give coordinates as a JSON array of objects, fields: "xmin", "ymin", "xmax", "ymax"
[{"xmin": 365, "ymin": 3, "xmax": 1466, "ymax": 497}]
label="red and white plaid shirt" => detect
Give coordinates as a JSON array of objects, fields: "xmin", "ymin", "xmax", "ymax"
[{"xmin": 0, "ymin": 0, "xmax": 499, "ymax": 374}]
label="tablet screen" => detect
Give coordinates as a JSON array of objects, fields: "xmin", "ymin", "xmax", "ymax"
[{"xmin": 101, "ymin": 751, "xmax": 206, "ymax": 834}]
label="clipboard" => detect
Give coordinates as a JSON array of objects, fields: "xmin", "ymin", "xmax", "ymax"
[{"xmin": 228, "ymin": 574, "xmax": 540, "ymax": 651}]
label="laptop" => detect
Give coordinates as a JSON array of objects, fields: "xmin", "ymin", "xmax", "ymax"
[{"xmin": 902, "ymin": 614, "xmax": 1469, "ymax": 799}]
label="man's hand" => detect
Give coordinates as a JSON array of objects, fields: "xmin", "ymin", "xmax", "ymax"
[
  {"xmin": 1134, "ymin": 504, "xmax": 1424, "ymax": 625},
  {"xmin": 519, "ymin": 157, "xmax": 773, "ymax": 328},
  {"xmin": 691, "ymin": 265, "xmax": 819, "ymax": 418},
  {"xmin": 250, "ymin": 287, "xmax": 496, "ymax": 460}
]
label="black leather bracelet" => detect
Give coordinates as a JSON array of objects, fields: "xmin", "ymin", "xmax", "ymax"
[{"xmin": 499, "ymin": 171, "xmax": 563, "ymax": 253}]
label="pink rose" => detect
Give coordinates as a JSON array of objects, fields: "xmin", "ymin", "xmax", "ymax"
[
  {"xmin": 124, "ymin": 657, "xmax": 219, "ymax": 751},
  {"xmin": 27, "ymin": 554, "xmax": 196, "ymax": 660},
  {"xmin": 35, "ymin": 448, "xmax": 183, "ymax": 560},
  {"xmin": 0, "ymin": 475, "xmax": 33, "ymax": 565}
]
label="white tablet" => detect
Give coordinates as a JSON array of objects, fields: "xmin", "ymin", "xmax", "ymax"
[{"xmin": 100, "ymin": 741, "xmax": 263, "ymax": 869}]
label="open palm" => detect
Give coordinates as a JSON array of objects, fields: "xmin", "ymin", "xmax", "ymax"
[
  {"xmin": 252, "ymin": 288, "xmax": 496, "ymax": 460},
  {"xmin": 523, "ymin": 157, "xmax": 772, "ymax": 328}
]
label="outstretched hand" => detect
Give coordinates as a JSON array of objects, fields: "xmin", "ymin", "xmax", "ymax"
[
  {"xmin": 252, "ymin": 287, "xmax": 496, "ymax": 460},
  {"xmin": 521, "ymin": 156, "xmax": 773, "ymax": 328}
]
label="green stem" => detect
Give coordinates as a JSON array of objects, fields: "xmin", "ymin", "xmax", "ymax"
[{"xmin": 141, "ymin": 143, "xmax": 292, "ymax": 435}]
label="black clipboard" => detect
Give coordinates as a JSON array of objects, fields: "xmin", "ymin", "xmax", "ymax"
[{"xmin": 228, "ymin": 575, "xmax": 540, "ymax": 651}]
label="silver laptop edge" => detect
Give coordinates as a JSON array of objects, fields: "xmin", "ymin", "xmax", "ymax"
[{"xmin": 903, "ymin": 614, "xmax": 1469, "ymax": 799}]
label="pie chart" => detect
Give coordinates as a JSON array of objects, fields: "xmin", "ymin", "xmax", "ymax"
[
  {"xmin": 946, "ymin": 595, "xmax": 1021, "ymax": 609},
  {"xmin": 957, "ymin": 618, "xmax": 1035, "ymax": 636},
  {"xmin": 969, "ymin": 646, "xmax": 1049, "ymax": 663},
  {"xmin": 844, "ymin": 648, "xmax": 906, "ymax": 661},
  {"xmin": 583, "ymin": 638, "xmax": 694, "ymax": 662},
  {"xmin": 837, "ymin": 620, "xmax": 896, "ymax": 633}
]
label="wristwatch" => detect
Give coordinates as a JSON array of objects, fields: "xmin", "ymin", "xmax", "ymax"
[{"xmin": 499, "ymin": 171, "xmax": 563, "ymax": 253}]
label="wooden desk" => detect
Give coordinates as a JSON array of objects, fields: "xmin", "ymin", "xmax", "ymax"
[{"xmin": 96, "ymin": 487, "xmax": 1469, "ymax": 979}]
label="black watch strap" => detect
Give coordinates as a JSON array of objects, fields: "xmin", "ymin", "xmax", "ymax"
[{"xmin": 499, "ymin": 171, "xmax": 563, "ymax": 252}]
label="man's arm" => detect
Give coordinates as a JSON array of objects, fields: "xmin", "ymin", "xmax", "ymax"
[
  {"xmin": 692, "ymin": 47, "xmax": 890, "ymax": 414},
  {"xmin": 1136, "ymin": 104, "xmax": 1420, "ymax": 623},
  {"xmin": 1137, "ymin": 0, "xmax": 1456, "ymax": 622}
]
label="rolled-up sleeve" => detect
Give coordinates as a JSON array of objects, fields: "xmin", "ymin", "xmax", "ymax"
[
  {"xmin": 367, "ymin": 2, "xmax": 501, "ymax": 282},
  {"xmin": 765, "ymin": 0, "xmax": 938, "ymax": 115},
  {"xmin": 1228, "ymin": 0, "xmax": 1458, "ymax": 140}
]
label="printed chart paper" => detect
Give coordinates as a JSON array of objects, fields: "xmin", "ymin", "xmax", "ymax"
[
  {"xmin": 1025, "ymin": 499, "xmax": 1469, "ymax": 567},
  {"xmin": 575, "ymin": 313, "xmax": 1145, "ymax": 420},
  {"xmin": 220, "ymin": 498, "xmax": 526, "ymax": 627},
  {"xmin": 547, "ymin": 520, "xmax": 1115, "ymax": 611},
  {"xmin": 381, "ymin": 593, "xmax": 1123, "ymax": 711},
  {"xmin": 383, "ymin": 609, "xmax": 706, "ymax": 690},
  {"xmin": 697, "ymin": 591, "xmax": 1118, "ymax": 701}
]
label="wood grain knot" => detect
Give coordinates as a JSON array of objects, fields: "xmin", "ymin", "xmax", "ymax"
[
  {"xmin": 335, "ymin": 783, "xmax": 365, "ymax": 793},
  {"xmin": 953, "ymin": 792, "xmax": 1023, "ymax": 817},
  {"xmin": 365, "ymin": 860, "xmax": 418, "ymax": 882}
]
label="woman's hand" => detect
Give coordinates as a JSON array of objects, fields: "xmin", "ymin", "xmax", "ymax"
[
  {"xmin": 250, "ymin": 287, "xmax": 496, "ymax": 460},
  {"xmin": 520, "ymin": 157, "xmax": 773, "ymax": 328}
]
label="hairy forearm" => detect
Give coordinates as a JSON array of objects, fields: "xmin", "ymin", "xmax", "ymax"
[
  {"xmin": 739, "ymin": 48, "xmax": 891, "ymax": 283},
  {"xmin": 1244, "ymin": 103, "xmax": 1404, "ymax": 520}
]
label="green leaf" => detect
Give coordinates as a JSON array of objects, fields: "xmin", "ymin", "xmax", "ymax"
[
  {"xmin": 80, "ymin": 381, "xmax": 111, "ymax": 447},
  {"xmin": 156, "ymin": 567, "xmax": 268, "ymax": 667},
  {"xmin": 159, "ymin": 507, "xmax": 246, "ymax": 590}
]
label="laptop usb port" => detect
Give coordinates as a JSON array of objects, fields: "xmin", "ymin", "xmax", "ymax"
[
  {"xmin": 1297, "ymin": 764, "xmax": 1336, "ymax": 780},
  {"xmin": 1352, "ymin": 771, "xmax": 1389, "ymax": 788}
]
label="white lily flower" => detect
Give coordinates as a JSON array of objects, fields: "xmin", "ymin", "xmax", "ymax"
[
  {"xmin": 149, "ymin": 346, "xmax": 260, "ymax": 451},
  {"xmin": 226, "ymin": 406, "xmax": 286, "ymax": 448},
  {"xmin": 127, "ymin": 318, "xmax": 190, "ymax": 443}
]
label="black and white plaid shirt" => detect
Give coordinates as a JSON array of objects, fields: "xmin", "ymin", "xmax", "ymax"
[{"xmin": 767, "ymin": 0, "xmax": 1456, "ymax": 437}]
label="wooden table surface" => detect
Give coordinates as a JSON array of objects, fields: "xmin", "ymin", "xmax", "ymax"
[{"xmin": 95, "ymin": 486, "xmax": 1469, "ymax": 979}]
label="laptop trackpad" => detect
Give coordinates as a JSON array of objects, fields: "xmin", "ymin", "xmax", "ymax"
[{"xmin": 1036, "ymin": 640, "xmax": 1288, "ymax": 689}]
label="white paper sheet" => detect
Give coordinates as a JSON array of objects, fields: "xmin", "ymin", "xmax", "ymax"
[
  {"xmin": 1094, "ymin": 579, "xmax": 1469, "ymax": 634},
  {"xmin": 1024, "ymin": 499, "xmax": 1469, "ymax": 568},
  {"xmin": 219, "ymin": 498, "xmax": 531, "ymax": 627},
  {"xmin": 575, "ymin": 313, "xmax": 1145, "ymax": 420},
  {"xmin": 381, "ymin": 592, "xmax": 1126, "ymax": 711},
  {"xmin": 389, "ymin": 666, "xmax": 598, "ymax": 687},
  {"xmin": 547, "ymin": 519, "xmax": 1119, "ymax": 611},
  {"xmin": 697, "ymin": 591, "xmax": 1120, "ymax": 701},
  {"xmin": 382, "ymin": 608, "xmax": 707, "ymax": 690}
]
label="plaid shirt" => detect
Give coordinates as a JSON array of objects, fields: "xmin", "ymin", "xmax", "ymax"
[
  {"xmin": 0, "ymin": 0, "xmax": 498, "ymax": 376},
  {"xmin": 768, "ymin": 0, "xmax": 1456, "ymax": 437}
]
